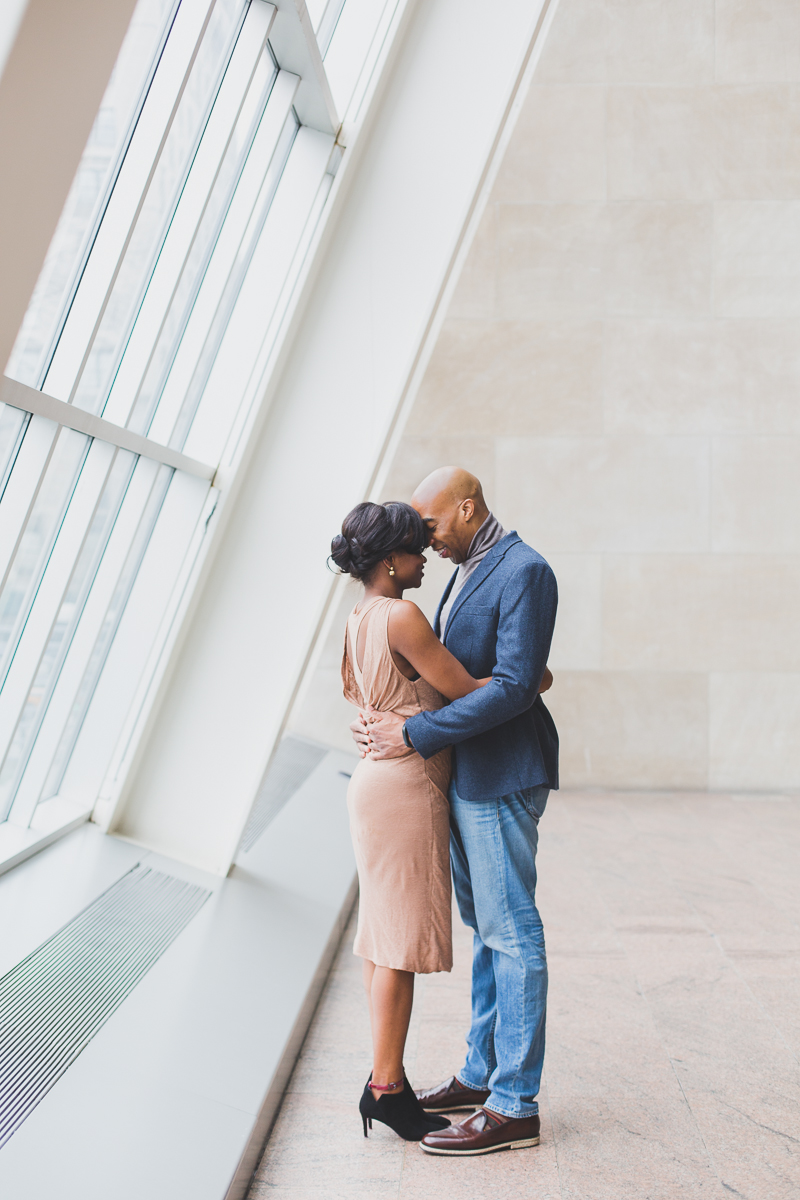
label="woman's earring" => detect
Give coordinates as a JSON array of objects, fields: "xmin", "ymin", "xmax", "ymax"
[{"xmin": 388, "ymin": 565, "xmax": 395, "ymax": 577}]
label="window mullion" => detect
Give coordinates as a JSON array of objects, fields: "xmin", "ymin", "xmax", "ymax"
[{"xmin": 1, "ymin": 377, "xmax": 215, "ymax": 481}]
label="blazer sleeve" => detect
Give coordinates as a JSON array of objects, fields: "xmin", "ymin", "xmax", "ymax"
[{"xmin": 405, "ymin": 559, "xmax": 557, "ymax": 759}]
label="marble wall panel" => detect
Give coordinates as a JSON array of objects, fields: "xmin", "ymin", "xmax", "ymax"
[
  {"xmin": 604, "ymin": 318, "xmax": 800, "ymax": 435},
  {"xmin": 380, "ymin": 433, "xmax": 496, "ymax": 508},
  {"xmin": 713, "ymin": 86, "xmax": 800, "ymax": 199},
  {"xmin": 607, "ymin": 88, "xmax": 715, "ymax": 201},
  {"xmin": 714, "ymin": 201, "xmax": 800, "ymax": 316},
  {"xmin": 534, "ymin": 0, "xmax": 609, "ymax": 84},
  {"xmin": 447, "ymin": 204, "xmax": 496, "ymax": 320},
  {"xmin": 496, "ymin": 203, "xmax": 607, "ymax": 317},
  {"xmin": 604, "ymin": 202, "xmax": 714, "ymax": 316},
  {"xmin": 602, "ymin": 555, "xmax": 800, "ymax": 671},
  {"xmin": 297, "ymin": 0, "xmax": 800, "ymax": 790},
  {"xmin": 715, "ymin": 0, "xmax": 800, "ymax": 84},
  {"xmin": 496, "ymin": 436, "xmax": 710, "ymax": 554},
  {"xmin": 546, "ymin": 670, "xmax": 709, "ymax": 788},
  {"xmin": 493, "ymin": 86, "xmax": 606, "ymax": 203},
  {"xmin": 710, "ymin": 673, "xmax": 800, "ymax": 790},
  {"xmin": 712, "ymin": 436, "xmax": 800, "ymax": 552},
  {"xmin": 604, "ymin": 0, "xmax": 714, "ymax": 85},
  {"xmin": 545, "ymin": 553, "xmax": 603, "ymax": 670},
  {"xmin": 406, "ymin": 319, "xmax": 604, "ymax": 437},
  {"xmin": 497, "ymin": 203, "xmax": 714, "ymax": 319}
]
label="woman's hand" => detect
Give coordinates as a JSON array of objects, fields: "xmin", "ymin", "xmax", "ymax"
[
  {"xmin": 349, "ymin": 711, "xmax": 371, "ymax": 758},
  {"xmin": 539, "ymin": 666, "xmax": 553, "ymax": 693}
]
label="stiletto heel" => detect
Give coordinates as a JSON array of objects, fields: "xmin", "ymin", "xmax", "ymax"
[{"xmin": 358, "ymin": 1073, "xmax": 451, "ymax": 1142}]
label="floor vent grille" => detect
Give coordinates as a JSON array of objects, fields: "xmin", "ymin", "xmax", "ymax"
[
  {"xmin": 0, "ymin": 864, "xmax": 209, "ymax": 1148},
  {"xmin": 239, "ymin": 736, "xmax": 327, "ymax": 854}
]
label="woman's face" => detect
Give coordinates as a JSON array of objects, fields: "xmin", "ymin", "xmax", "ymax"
[{"xmin": 390, "ymin": 547, "xmax": 427, "ymax": 590}]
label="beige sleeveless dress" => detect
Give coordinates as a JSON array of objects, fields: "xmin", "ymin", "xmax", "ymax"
[{"xmin": 342, "ymin": 596, "xmax": 453, "ymax": 974}]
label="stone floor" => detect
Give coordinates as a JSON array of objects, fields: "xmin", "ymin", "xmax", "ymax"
[{"xmin": 248, "ymin": 791, "xmax": 800, "ymax": 1200}]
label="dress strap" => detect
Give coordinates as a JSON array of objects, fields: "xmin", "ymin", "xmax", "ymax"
[{"xmin": 347, "ymin": 596, "xmax": 394, "ymax": 704}]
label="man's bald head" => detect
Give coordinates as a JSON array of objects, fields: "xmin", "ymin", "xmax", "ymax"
[
  {"xmin": 411, "ymin": 466, "xmax": 490, "ymax": 565},
  {"xmin": 412, "ymin": 466, "xmax": 486, "ymax": 513}
]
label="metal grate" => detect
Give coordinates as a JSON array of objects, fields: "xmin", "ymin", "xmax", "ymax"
[
  {"xmin": 0, "ymin": 864, "xmax": 209, "ymax": 1148},
  {"xmin": 239, "ymin": 736, "xmax": 328, "ymax": 854}
]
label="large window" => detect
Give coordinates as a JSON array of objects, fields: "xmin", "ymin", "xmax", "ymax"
[{"xmin": 0, "ymin": 0, "xmax": 399, "ymax": 863}]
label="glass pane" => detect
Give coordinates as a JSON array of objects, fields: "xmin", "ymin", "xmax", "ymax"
[
  {"xmin": 56, "ymin": 469, "xmax": 210, "ymax": 806},
  {"xmin": 180, "ymin": 122, "xmax": 332, "ymax": 464},
  {"xmin": 323, "ymin": 0, "xmax": 389, "ymax": 117},
  {"xmin": 120, "ymin": 35, "xmax": 278, "ymax": 435},
  {"xmin": 315, "ymin": 0, "xmax": 346, "ymax": 55},
  {"xmin": 0, "ymin": 429, "xmax": 89, "ymax": 687},
  {"xmin": 4, "ymin": 0, "xmax": 177, "ymax": 387},
  {"xmin": 63, "ymin": 0, "xmax": 246, "ymax": 416},
  {"xmin": 0, "ymin": 404, "xmax": 30, "ymax": 501},
  {"xmin": 39, "ymin": 463, "xmax": 172, "ymax": 805},
  {"xmin": 0, "ymin": 451, "xmax": 137, "ymax": 819},
  {"xmin": 305, "ymin": 0, "xmax": 329, "ymax": 30},
  {"xmin": 166, "ymin": 109, "xmax": 299, "ymax": 452}
]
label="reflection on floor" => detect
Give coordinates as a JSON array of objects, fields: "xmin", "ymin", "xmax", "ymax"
[{"xmin": 248, "ymin": 791, "xmax": 800, "ymax": 1200}]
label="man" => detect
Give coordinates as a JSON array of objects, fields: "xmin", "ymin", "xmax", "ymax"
[{"xmin": 351, "ymin": 466, "xmax": 558, "ymax": 1156}]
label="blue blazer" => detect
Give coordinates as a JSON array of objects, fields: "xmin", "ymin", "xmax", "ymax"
[{"xmin": 405, "ymin": 532, "xmax": 559, "ymax": 801}]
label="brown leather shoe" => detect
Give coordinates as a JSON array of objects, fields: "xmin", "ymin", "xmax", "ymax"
[
  {"xmin": 420, "ymin": 1107, "xmax": 540, "ymax": 1156},
  {"xmin": 415, "ymin": 1075, "xmax": 490, "ymax": 1113}
]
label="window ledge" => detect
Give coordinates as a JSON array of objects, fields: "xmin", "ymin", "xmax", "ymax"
[{"xmin": 0, "ymin": 796, "xmax": 92, "ymax": 879}]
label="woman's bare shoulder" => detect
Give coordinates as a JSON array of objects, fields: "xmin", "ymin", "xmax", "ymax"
[{"xmin": 387, "ymin": 598, "xmax": 433, "ymax": 632}]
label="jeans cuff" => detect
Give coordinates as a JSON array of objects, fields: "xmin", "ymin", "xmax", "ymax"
[
  {"xmin": 484, "ymin": 1101, "xmax": 539, "ymax": 1119},
  {"xmin": 457, "ymin": 1071, "xmax": 490, "ymax": 1092}
]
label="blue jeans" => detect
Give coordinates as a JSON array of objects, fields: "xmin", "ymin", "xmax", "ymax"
[{"xmin": 449, "ymin": 779, "xmax": 549, "ymax": 1119}]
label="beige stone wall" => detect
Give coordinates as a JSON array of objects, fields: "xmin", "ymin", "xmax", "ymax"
[{"xmin": 377, "ymin": 0, "xmax": 800, "ymax": 791}]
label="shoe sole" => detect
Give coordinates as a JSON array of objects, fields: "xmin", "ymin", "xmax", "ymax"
[
  {"xmin": 420, "ymin": 1136, "xmax": 540, "ymax": 1156},
  {"xmin": 421, "ymin": 1104, "xmax": 485, "ymax": 1113}
]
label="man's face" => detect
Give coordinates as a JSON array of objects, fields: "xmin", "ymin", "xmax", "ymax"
[{"xmin": 413, "ymin": 495, "xmax": 474, "ymax": 565}]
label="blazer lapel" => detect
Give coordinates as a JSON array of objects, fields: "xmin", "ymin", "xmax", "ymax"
[
  {"xmin": 434, "ymin": 570, "xmax": 458, "ymax": 637},
  {"xmin": 444, "ymin": 532, "xmax": 521, "ymax": 640}
]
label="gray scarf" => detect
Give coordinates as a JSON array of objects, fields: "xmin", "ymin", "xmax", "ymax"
[{"xmin": 438, "ymin": 512, "xmax": 507, "ymax": 638}]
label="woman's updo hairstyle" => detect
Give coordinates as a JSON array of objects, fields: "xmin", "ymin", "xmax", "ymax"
[{"xmin": 330, "ymin": 501, "xmax": 427, "ymax": 583}]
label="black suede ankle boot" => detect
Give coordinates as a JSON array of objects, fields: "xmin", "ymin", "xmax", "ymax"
[{"xmin": 359, "ymin": 1078, "xmax": 451, "ymax": 1141}]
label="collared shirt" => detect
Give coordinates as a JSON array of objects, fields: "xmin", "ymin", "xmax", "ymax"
[{"xmin": 438, "ymin": 511, "xmax": 506, "ymax": 640}]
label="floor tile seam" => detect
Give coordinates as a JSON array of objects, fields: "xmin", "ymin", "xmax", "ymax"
[
  {"xmin": 704, "ymin": 931, "xmax": 800, "ymax": 1069},
  {"xmin": 561, "ymin": 844, "xmax": 796, "ymax": 1190},
  {"xmin": 622, "ymin": 796, "xmax": 800, "ymax": 936},
  {"xmin": 619, "ymin": 915, "xmax": 732, "ymax": 1192},
  {"xmin": 395, "ymin": 1140, "xmax": 413, "ymax": 1199},
  {"xmin": 584, "ymin": 811, "xmax": 784, "ymax": 1180},
  {"xmin": 672, "ymin": 807, "xmax": 800, "ymax": 937},
  {"xmin": 548, "ymin": 802, "xmax": 696, "ymax": 1182},
  {"xmin": 563, "ymin": 804, "xmax": 726, "ymax": 1181},
  {"xmin": 637, "ymin": 822, "xmax": 800, "ymax": 1069},
  {"xmin": 541, "ymin": 1072, "xmax": 566, "ymax": 1200}
]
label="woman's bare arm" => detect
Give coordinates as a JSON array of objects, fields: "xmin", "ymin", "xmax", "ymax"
[{"xmin": 387, "ymin": 601, "xmax": 489, "ymax": 702}]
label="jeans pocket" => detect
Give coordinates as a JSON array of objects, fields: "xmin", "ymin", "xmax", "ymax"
[{"xmin": 521, "ymin": 786, "xmax": 549, "ymax": 823}]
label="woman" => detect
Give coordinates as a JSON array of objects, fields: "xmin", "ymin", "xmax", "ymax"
[{"xmin": 330, "ymin": 500, "xmax": 491, "ymax": 1143}]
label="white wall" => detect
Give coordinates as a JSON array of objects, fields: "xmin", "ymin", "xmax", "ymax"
[{"xmin": 112, "ymin": 0, "xmax": 558, "ymax": 872}]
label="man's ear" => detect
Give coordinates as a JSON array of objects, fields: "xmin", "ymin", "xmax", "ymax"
[{"xmin": 462, "ymin": 498, "xmax": 475, "ymax": 522}]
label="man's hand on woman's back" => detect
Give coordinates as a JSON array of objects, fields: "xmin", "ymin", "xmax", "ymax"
[{"xmin": 350, "ymin": 706, "xmax": 407, "ymax": 759}]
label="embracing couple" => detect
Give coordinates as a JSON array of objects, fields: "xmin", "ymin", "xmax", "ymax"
[{"xmin": 330, "ymin": 466, "xmax": 558, "ymax": 1157}]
